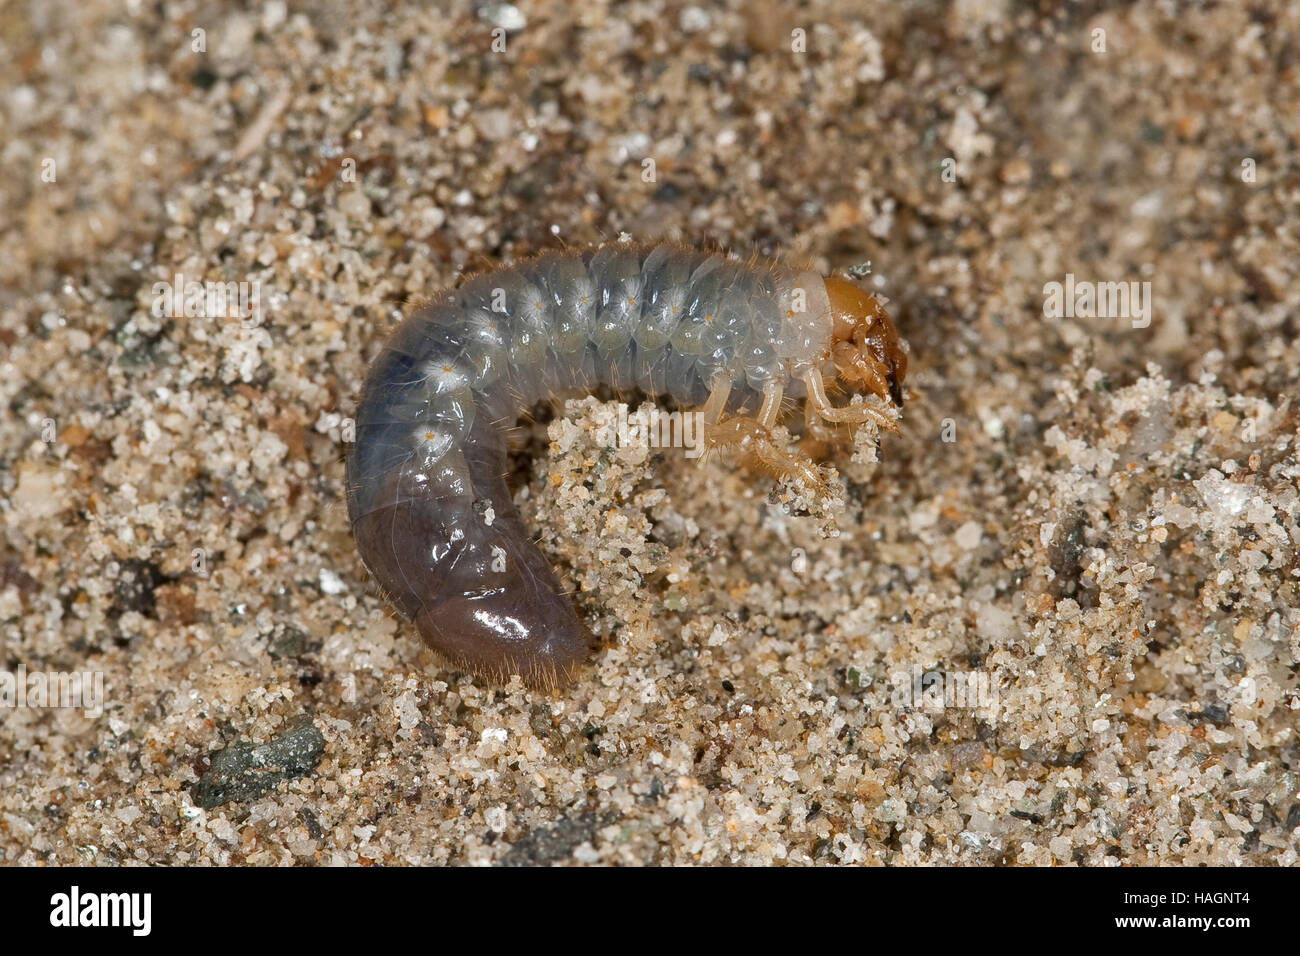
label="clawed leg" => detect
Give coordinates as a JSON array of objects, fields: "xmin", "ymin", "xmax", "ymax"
[
  {"xmin": 699, "ymin": 377, "xmax": 829, "ymax": 495},
  {"xmin": 802, "ymin": 368, "xmax": 900, "ymax": 436},
  {"xmin": 803, "ymin": 390, "xmax": 846, "ymax": 445},
  {"xmin": 706, "ymin": 416, "xmax": 829, "ymax": 495}
]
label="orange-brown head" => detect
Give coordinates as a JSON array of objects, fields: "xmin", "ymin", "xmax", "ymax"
[{"xmin": 823, "ymin": 276, "xmax": 908, "ymax": 407}]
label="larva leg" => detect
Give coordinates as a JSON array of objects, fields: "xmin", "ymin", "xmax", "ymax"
[
  {"xmin": 757, "ymin": 381, "xmax": 784, "ymax": 429},
  {"xmin": 703, "ymin": 380, "xmax": 827, "ymax": 495},
  {"xmin": 700, "ymin": 371, "xmax": 732, "ymax": 425},
  {"xmin": 803, "ymin": 387, "xmax": 845, "ymax": 445},
  {"xmin": 803, "ymin": 368, "xmax": 900, "ymax": 435},
  {"xmin": 704, "ymin": 416, "xmax": 829, "ymax": 496}
]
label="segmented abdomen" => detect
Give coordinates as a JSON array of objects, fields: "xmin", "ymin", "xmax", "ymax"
[{"xmin": 346, "ymin": 242, "xmax": 833, "ymax": 686}]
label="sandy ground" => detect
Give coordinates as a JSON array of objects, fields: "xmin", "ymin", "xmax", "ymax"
[{"xmin": 1, "ymin": 0, "xmax": 1297, "ymax": 865}]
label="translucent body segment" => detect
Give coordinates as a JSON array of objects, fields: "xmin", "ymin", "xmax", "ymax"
[
  {"xmin": 587, "ymin": 245, "xmax": 644, "ymax": 357},
  {"xmin": 533, "ymin": 252, "xmax": 597, "ymax": 357},
  {"xmin": 775, "ymin": 270, "xmax": 833, "ymax": 374},
  {"xmin": 433, "ymin": 295, "xmax": 506, "ymax": 390},
  {"xmin": 634, "ymin": 245, "xmax": 692, "ymax": 351},
  {"xmin": 483, "ymin": 269, "xmax": 551, "ymax": 367}
]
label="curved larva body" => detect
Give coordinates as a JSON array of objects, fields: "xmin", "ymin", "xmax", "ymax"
[{"xmin": 347, "ymin": 242, "xmax": 905, "ymax": 688}]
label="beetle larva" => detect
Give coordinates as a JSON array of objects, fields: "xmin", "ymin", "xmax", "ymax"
[{"xmin": 346, "ymin": 241, "xmax": 907, "ymax": 688}]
